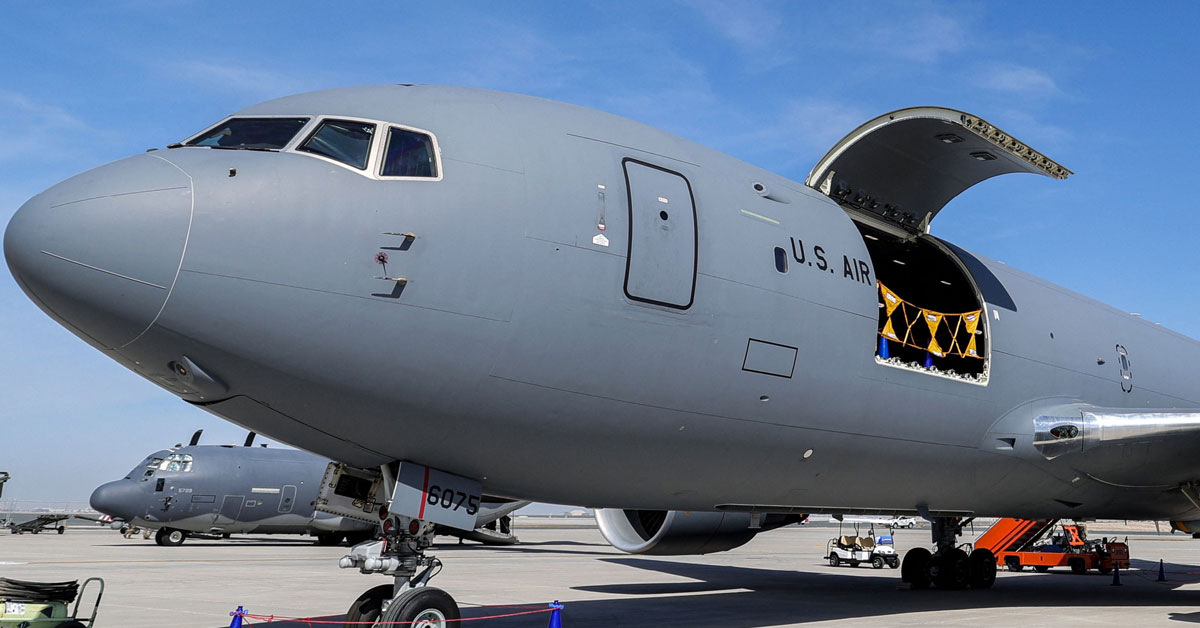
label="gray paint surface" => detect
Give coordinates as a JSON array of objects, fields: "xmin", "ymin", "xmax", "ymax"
[{"xmin": 6, "ymin": 85, "xmax": 1200, "ymax": 528}]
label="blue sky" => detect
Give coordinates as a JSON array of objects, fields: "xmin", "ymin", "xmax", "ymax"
[{"xmin": 2, "ymin": 1, "xmax": 1198, "ymax": 505}]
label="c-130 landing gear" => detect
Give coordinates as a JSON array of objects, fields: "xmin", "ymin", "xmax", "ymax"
[
  {"xmin": 339, "ymin": 514, "xmax": 459, "ymax": 627},
  {"xmin": 900, "ymin": 517, "xmax": 996, "ymax": 590}
]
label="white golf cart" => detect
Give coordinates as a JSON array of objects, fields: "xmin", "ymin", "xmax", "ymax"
[{"xmin": 826, "ymin": 525, "xmax": 900, "ymax": 569}]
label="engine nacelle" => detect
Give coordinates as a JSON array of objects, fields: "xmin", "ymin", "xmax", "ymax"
[{"xmin": 595, "ymin": 509, "xmax": 799, "ymax": 555}]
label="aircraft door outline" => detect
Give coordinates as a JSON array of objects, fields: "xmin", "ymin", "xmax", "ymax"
[
  {"xmin": 216, "ymin": 495, "xmax": 245, "ymax": 526},
  {"xmin": 622, "ymin": 158, "xmax": 698, "ymax": 310},
  {"xmin": 278, "ymin": 485, "xmax": 297, "ymax": 513}
]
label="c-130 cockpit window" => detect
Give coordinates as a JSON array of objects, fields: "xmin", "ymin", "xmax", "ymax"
[
  {"xmin": 157, "ymin": 453, "xmax": 193, "ymax": 472},
  {"xmin": 298, "ymin": 119, "xmax": 377, "ymax": 170},
  {"xmin": 185, "ymin": 117, "xmax": 310, "ymax": 150}
]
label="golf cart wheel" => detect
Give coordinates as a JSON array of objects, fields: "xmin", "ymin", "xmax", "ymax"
[
  {"xmin": 872, "ymin": 556, "xmax": 885, "ymax": 569},
  {"xmin": 829, "ymin": 554, "xmax": 840, "ymax": 567},
  {"xmin": 888, "ymin": 557, "xmax": 899, "ymax": 569}
]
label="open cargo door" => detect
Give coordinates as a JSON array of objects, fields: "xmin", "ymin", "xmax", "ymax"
[{"xmin": 805, "ymin": 107, "xmax": 1071, "ymax": 234}]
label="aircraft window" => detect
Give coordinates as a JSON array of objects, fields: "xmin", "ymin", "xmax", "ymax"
[
  {"xmin": 381, "ymin": 127, "xmax": 438, "ymax": 178},
  {"xmin": 298, "ymin": 119, "xmax": 376, "ymax": 169},
  {"xmin": 185, "ymin": 117, "xmax": 309, "ymax": 150},
  {"xmin": 774, "ymin": 247, "xmax": 788, "ymax": 273},
  {"xmin": 157, "ymin": 453, "xmax": 193, "ymax": 472}
]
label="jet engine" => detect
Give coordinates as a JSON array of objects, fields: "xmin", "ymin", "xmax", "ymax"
[{"xmin": 595, "ymin": 509, "xmax": 801, "ymax": 555}]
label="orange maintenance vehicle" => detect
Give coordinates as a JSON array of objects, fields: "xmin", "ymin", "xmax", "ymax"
[{"xmin": 974, "ymin": 518, "xmax": 1129, "ymax": 575}]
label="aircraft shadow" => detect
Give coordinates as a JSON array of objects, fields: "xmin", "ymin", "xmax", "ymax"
[{"xmin": 220, "ymin": 557, "xmax": 1200, "ymax": 628}]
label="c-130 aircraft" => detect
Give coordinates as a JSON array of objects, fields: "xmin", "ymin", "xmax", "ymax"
[
  {"xmin": 89, "ymin": 430, "xmax": 525, "ymax": 547},
  {"xmin": 6, "ymin": 85, "xmax": 1200, "ymax": 625}
]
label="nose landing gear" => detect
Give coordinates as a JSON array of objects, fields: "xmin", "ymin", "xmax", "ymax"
[
  {"xmin": 900, "ymin": 517, "xmax": 996, "ymax": 590},
  {"xmin": 339, "ymin": 516, "xmax": 462, "ymax": 627}
]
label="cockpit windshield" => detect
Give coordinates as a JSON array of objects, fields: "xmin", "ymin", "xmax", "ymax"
[
  {"xmin": 298, "ymin": 119, "xmax": 376, "ymax": 169},
  {"xmin": 157, "ymin": 453, "xmax": 193, "ymax": 472},
  {"xmin": 185, "ymin": 117, "xmax": 310, "ymax": 150}
]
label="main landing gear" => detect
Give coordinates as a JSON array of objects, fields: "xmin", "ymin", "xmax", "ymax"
[
  {"xmin": 339, "ymin": 516, "xmax": 460, "ymax": 627},
  {"xmin": 900, "ymin": 517, "xmax": 995, "ymax": 590}
]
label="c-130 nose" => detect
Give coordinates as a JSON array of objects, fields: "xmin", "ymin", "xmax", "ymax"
[
  {"xmin": 89, "ymin": 480, "xmax": 142, "ymax": 521},
  {"xmin": 4, "ymin": 153, "xmax": 192, "ymax": 349}
]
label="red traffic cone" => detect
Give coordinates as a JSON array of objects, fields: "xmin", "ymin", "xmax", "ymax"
[
  {"xmin": 229, "ymin": 605, "xmax": 245, "ymax": 628},
  {"xmin": 1111, "ymin": 564, "xmax": 1122, "ymax": 586},
  {"xmin": 1158, "ymin": 559, "xmax": 1167, "ymax": 582},
  {"xmin": 547, "ymin": 601, "xmax": 564, "ymax": 628}
]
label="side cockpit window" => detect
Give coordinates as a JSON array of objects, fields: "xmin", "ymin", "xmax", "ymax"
[
  {"xmin": 298, "ymin": 119, "xmax": 377, "ymax": 169},
  {"xmin": 381, "ymin": 127, "xmax": 438, "ymax": 178},
  {"xmin": 186, "ymin": 117, "xmax": 309, "ymax": 150}
]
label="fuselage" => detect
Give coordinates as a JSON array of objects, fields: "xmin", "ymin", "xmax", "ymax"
[{"xmin": 8, "ymin": 85, "xmax": 1200, "ymax": 523}]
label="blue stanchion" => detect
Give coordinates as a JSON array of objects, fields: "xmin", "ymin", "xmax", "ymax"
[
  {"xmin": 228, "ymin": 605, "xmax": 244, "ymax": 628},
  {"xmin": 878, "ymin": 337, "xmax": 889, "ymax": 359},
  {"xmin": 547, "ymin": 600, "xmax": 564, "ymax": 628}
]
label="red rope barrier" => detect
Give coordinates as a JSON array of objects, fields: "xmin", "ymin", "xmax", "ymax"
[{"xmin": 235, "ymin": 605, "xmax": 558, "ymax": 625}]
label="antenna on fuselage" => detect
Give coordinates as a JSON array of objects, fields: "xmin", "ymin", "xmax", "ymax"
[
  {"xmin": 188, "ymin": 429, "xmax": 203, "ymax": 446},
  {"xmin": 244, "ymin": 432, "xmax": 256, "ymax": 447}
]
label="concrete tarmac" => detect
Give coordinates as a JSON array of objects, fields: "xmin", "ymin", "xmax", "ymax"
[{"xmin": 2, "ymin": 523, "xmax": 1199, "ymax": 627}]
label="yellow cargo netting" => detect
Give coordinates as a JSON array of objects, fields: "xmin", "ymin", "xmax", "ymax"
[{"xmin": 878, "ymin": 282, "xmax": 984, "ymax": 359}]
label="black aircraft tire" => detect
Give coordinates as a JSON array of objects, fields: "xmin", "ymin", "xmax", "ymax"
[
  {"xmin": 157, "ymin": 528, "xmax": 186, "ymax": 546},
  {"xmin": 379, "ymin": 587, "xmax": 460, "ymax": 628},
  {"xmin": 902, "ymin": 547, "xmax": 932, "ymax": 588},
  {"xmin": 968, "ymin": 549, "xmax": 997, "ymax": 589},
  {"xmin": 934, "ymin": 548, "xmax": 970, "ymax": 590},
  {"xmin": 344, "ymin": 584, "xmax": 392, "ymax": 628}
]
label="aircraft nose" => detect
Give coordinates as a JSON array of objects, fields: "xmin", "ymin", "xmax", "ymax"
[
  {"xmin": 4, "ymin": 153, "xmax": 192, "ymax": 348},
  {"xmin": 89, "ymin": 480, "xmax": 140, "ymax": 520}
]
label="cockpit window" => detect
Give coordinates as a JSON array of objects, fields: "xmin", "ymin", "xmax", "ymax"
[
  {"xmin": 157, "ymin": 453, "xmax": 193, "ymax": 472},
  {"xmin": 381, "ymin": 127, "xmax": 438, "ymax": 178},
  {"xmin": 185, "ymin": 117, "xmax": 310, "ymax": 150},
  {"xmin": 298, "ymin": 119, "xmax": 376, "ymax": 169}
]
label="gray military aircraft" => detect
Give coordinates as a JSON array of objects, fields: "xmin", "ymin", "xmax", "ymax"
[
  {"xmin": 6, "ymin": 85, "xmax": 1200, "ymax": 625},
  {"xmin": 90, "ymin": 430, "xmax": 525, "ymax": 546}
]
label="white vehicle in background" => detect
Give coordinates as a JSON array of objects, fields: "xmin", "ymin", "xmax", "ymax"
[
  {"xmin": 888, "ymin": 516, "xmax": 918, "ymax": 529},
  {"xmin": 826, "ymin": 527, "xmax": 900, "ymax": 569}
]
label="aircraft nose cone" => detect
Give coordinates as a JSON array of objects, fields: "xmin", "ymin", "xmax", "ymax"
[
  {"xmin": 89, "ymin": 480, "xmax": 140, "ymax": 520},
  {"xmin": 5, "ymin": 153, "xmax": 192, "ymax": 348}
]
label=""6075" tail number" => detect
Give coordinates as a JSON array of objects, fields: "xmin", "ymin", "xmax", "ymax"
[{"xmin": 426, "ymin": 485, "xmax": 480, "ymax": 516}]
